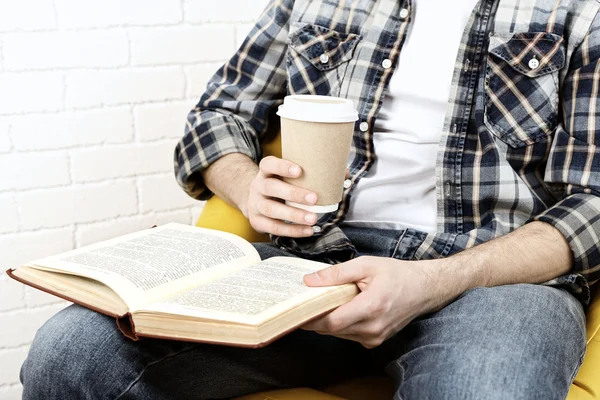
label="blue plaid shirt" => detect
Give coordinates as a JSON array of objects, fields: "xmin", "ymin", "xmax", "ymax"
[{"xmin": 175, "ymin": 0, "xmax": 600, "ymax": 304}]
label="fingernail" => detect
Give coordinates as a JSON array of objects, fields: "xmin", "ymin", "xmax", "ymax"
[
  {"xmin": 303, "ymin": 227, "xmax": 314, "ymax": 235},
  {"xmin": 305, "ymin": 213, "xmax": 316, "ymax": 224},
  {"xmin": 289, "ymin": 165, "xmax": 301, "ymax": 177},
  {"xmin": 305, "ymin": 193, "xmax": 317, "ymax": 204}
]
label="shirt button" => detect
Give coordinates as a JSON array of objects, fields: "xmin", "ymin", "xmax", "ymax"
[
  {"xmin": 359, "ymin": 122, "xmax": 369, "ymax": 132},
  {"xmin": 319, "ymin": 54, "xmax": 329, "ymax": 64},
  {"xmin": 343, "ymin": 179, "xmax": 352, "ymax": 189},
  {"xmin": 399, "ymin": 8, "xmax": 410, "ymax": 19},
  {"xmin": 382, "ymin": 59, "xmax": 393, "ymax": 69},
  {"xmin": 528, "ymin": 57, "xmax": 539, "ymax": 69},
  {"xmin": 313, "ymin": 226, "xmax": 322, "ymax": 234}
]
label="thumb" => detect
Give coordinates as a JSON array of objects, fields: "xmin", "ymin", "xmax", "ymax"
[{"xmin": 304, "ymin": 260, "xmax": 368, "ymax": 287}]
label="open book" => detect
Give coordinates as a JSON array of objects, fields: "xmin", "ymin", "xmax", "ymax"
[{"xmin": 6, "ymin": 223, "xmax": 358, "ymax": 348}]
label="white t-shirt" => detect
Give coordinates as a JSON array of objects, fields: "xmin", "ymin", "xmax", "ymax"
[{"xmin": 344, "ymin": 0, "xmax": 479, "ymax": 233}]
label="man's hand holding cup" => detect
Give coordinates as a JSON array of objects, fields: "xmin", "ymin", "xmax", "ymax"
[
  {"xmin": 244, "ymin": 156, "xmax": 319, "ymax": 238},
  {"xmin": 245, "ymin": 95, "xmax": 358, "ymax": 239}
]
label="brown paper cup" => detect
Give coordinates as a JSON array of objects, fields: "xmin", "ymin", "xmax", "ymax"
[
  {"xmin": 277, "ymin": 95, "xmax": 358, "ymax": 213},
  {"xmin": 281, "ymin": 118, "xmax": 354, "ymax": 212}
]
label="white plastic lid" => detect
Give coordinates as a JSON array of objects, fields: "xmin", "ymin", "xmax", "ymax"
[{"xmin": 277, "ymin": 95, "xmax": 359, "ymax": 123}]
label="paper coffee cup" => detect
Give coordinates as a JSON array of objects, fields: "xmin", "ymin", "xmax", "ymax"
[{"xmin": 277, "ymin": 95, "xmax": 358, "ymax": 213}]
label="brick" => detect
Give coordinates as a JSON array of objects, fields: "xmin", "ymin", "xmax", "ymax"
[
  {"xmin": 0, "ymin": 194, "xmax": 19, "ymax": 234},
  {"xmin": 0, "ymin": 276, "xmax": 24, "ymax": 312},
  {"xmin": 18, "ymin": 182, "xmax": 138, "ymax": 230},
  {"xmin": 185, "ymin": 64, "xmax": 220, "ymax": 98},
  {"xmin": 236, "ymin": 23, "xmax": 256, "ymax": 48},
  {"xmin": 155, "ymin": 209, "xmax": 196, "ymax": 226},
  {"xmin": 76, "ymin": 209, "xmax": 193, "ymax": 247},
  {"xmin": 0, "ymin": 0, "xmax": 56, "ymax": 32},
  {"xmin": 190, "ymin": 205, "xmax": 204, "ymax": 225},
  {"xmin": 134, "ymin": 101, "xmax": 192, "ymax": 141},
  {"xmin": 70, "ymin": 142, "xmax": 176, "ymax": 183},
  {"xmin": 10, "ymin": 108, "xmax": 133, "ymax": 151},
  {"xmin": 0, "ymin": 73, "xmax": 63, "ymax": 115},
  {"xmin": 66, "ymin": 68, "xmax": 185, "ymax": 108},
  {"xmin": 139, "ymin": 174, "xmax": 199, "ymax": 212},
  {"xmin": 55, "ymin": 0, "xmax": 181, "ymax": 28},
  {"xmin": 0, "ymin": 152, "xmax": 70, "ymax": 191},
  {"xmin": 130, "ymin": 26, "xmax": 235, "ymax": 66},
  {"xmin": 0, "ymin": 304, "xmax": 66, "ymax": 347},
  {"xmin": 0, "ymin": 119, "xmax": 12, "ymax": 153},
  {"xmin": 184, "ymin": 0, "xmax": 266, "ymax": 23},
  {"xmin": 0, "ymin": 347, "xmax": 28, "ymax": 384},
  {"xmin": 25, "ymin": 286, "xmax": 65, "ymax": 307},
  {"xmin": 0, "ymin": 227, "xmax": 73, "ymax": 271},
  {"xmin": 3, "ymin": 31, "xmax": 129, "ymax": 71},
  {"xmin": 0, "ymin": 384, "xmax": 22, "ymax": 400}
]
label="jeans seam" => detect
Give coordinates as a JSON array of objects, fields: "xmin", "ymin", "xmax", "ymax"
[
  {"xmin": 392, "ymin": 359, "xmax": 405, "ymax": 400},
  {"xmin": 568, "ymin": 347, "xmax": 587, "ymax": 384},
  {"xmin": 115, "ymin": 346, "xmax": 197, "ymax": 399}
]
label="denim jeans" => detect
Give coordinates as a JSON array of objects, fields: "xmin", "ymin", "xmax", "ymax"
[{"xmin": 21, "ymin": 227, "xmax": 586, "ymax": 399}]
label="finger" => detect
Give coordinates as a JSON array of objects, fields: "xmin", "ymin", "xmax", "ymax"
[
  {"xmin": 324, "ymin": 293, "xmax": 374, "ymax": 331},
  {"xmin": 346, "ymin": 169, "xmax": 350, "ymax": 179},
  {"xmin": 256, "ymin": 199, "xmax": 317, "ymax": 226},
  {"xmin": 251, "ymin": 215, "xmax": 314, "ymax": 238},
  {"xmin": 303, "ymin": 292, "xmax": 372, "ymax": 334},
  {"xmin": 309, "ymin": 329, "xmax": 363, "ymax": 344},
  {"xmin": 303, "ymin": 328, "xmax": 368, "ymax": 346},
  {"xmin": 302, "ymin": 318, "xmax": 327, "ymax": 332},
  {"xmin": 260, "ymin": 178, "xmax": 318, "ymax": 206},
  {"xmin": 304, "ymin": 257, "xmax": 371, "ymax": 287},
  {"xmin": 259, "ymin": 156, "xmax": 302, "ymax": 179}
]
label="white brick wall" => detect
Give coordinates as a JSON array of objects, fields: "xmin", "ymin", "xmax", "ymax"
[{"xmin": 0, "ymin": 0, "xmax": 268, "ymax": 396}]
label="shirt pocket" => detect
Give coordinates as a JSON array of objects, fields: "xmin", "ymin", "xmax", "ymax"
[
  {"xmin": 286, "ymin": 23, "xmax": 361, "ymax": 95},
  {"xmin": 483, "ymin": 32, "xmax": 566, "ymax": 148}
]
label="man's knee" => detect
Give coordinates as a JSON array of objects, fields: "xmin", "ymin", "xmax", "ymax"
[
  {"xmin": 455, "ymin": 284, "xmax": 585, "ymax": 349},
  {"xmin": 396, "ymin": 284, "xmax": 586, "ymax": 399},
  {"xmin": 21, "ymin": 304, "xmax": 131, "ymax": 400},
  {"xmin": 397, "ymin": 341, "xmax": 579, "ymax": 400}
]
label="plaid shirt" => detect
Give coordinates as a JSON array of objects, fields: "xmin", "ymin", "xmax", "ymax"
[{"xmin": 175, "ymin": 0, "xmax": 600, "ymax": 304}]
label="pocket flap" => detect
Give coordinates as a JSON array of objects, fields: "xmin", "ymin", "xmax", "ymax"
[
  {"xmin": 489, "ymin": 32, "xmax": 565, "ymax": 77},
  {"xmin": 288, "ymin": 24, "xmax": 361, "ymax": 71}
]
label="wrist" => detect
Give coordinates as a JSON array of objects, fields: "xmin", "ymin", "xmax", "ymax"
[
  {"xmin": 235, "ymin": 178, "xmax": 254, "ymax": 218},
  {"xmin": 422, "ymin": 253, "xmax": 487, "ymax": 311},
  {"xmin": 202, "ymin": 153, "xmax": 258, "ymax": 217}
]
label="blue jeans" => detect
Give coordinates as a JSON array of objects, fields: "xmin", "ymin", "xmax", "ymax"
[{"xmin": 21, "ymin": 227, "xmax": 586, "ymax": 399}]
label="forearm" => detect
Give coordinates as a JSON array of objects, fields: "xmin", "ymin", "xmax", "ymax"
[
  {"xmin": 428, "ymin": 221, "xmax": 573, "ymax": 308},
  {"xmin": 201, "ymin": 153, "xmax": 258, "ymax": 216}
]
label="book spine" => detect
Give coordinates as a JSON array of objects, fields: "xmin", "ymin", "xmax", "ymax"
[{"xmin": 116, "ymin": 313, "xmax": 139, "ymax": 341}]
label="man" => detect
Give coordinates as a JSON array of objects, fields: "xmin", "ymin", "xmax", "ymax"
[{"xmin": 21, "ymin": 0, "xmax": 599, "ymax": 399}]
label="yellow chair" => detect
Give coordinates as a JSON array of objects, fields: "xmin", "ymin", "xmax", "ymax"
[{"xmin": 196, "ymin": 134, "xmax": 600, "ymax": 400}]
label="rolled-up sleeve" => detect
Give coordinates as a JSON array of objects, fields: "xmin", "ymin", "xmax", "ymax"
[
  {"xmin": 535, "ymin": 14, "xmax": 600, "ymax": 289},
  {"xmin": 175, "ymin": 0, "xmax": 291, "ymax": 200}
]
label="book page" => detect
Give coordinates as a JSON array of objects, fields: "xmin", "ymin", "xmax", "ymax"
[
  {"xmin": 28, "ymin": 224, "xmax": 261, "ymax": 308},
  {"xmin": 148, "ymin": 257, "xmax": 351, "ymax": 324}
]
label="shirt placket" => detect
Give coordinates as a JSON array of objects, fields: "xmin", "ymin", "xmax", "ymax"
[
  {"xmin": 333, "ymin": 0, "xmax": 414, "ymax": 224},
  {"xmin": 396, "ymin": 0, "xmax": 498, "ymax": 259},
  {"xmin": 277, "ymin": 0, "xmax": 417, "ymax": 256}
]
